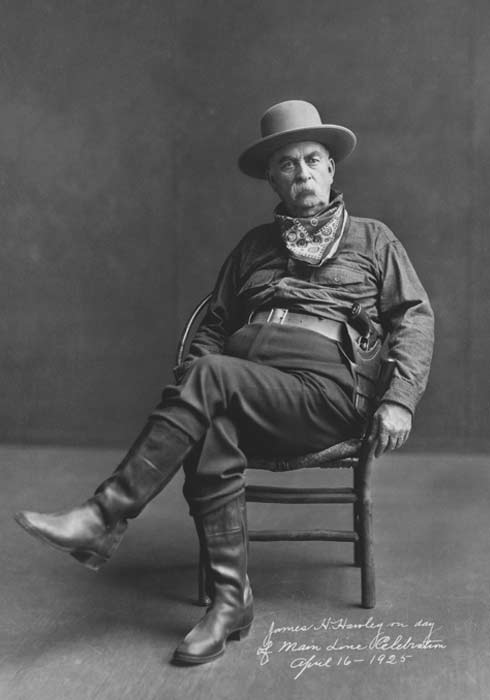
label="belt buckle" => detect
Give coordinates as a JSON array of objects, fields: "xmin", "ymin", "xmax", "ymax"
[{"xmin": 267, "ymin": 308, "xmax": 288, "ymax": 324}]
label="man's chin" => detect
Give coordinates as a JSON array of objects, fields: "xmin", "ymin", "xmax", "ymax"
[{"xmin": 292, "ymin": 194, "xmax": 323, "ymax": 213}]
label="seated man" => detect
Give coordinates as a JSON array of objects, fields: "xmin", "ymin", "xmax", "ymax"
[{"xmin": 14, "ymin": 100, "xmax": 434, "ymax": 666}]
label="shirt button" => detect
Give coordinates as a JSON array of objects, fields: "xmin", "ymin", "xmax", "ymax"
[{"xmin": 311, "ymin": 218, "xmax": 318, "ymax": 226}]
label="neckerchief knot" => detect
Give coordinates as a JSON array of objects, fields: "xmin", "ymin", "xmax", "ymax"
[{"xmin": 275, "ymin": 194, "xmax": 347, "ymax": 266}]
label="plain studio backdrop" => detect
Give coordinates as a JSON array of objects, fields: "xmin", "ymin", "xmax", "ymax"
[{"xmin": 1, "ymin": 0, "xmax": 488, "ymax": 451}]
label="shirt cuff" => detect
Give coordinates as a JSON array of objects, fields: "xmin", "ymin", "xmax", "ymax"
[{"xmin": 381, "ymin": 375, "xmax": 418, "ymax": 415}]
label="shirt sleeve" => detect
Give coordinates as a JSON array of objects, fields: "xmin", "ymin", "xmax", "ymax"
[
  {"xmin": 173, "ymin": 249, "xmax": 241, "ymax": 382},
  {"xmin": 376, "ymin": 239, "xmax": 435, "ymax": 414}
]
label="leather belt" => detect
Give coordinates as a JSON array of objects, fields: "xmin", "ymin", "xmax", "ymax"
[{"xmin": 248, "ymin": 308, "xmax": 345, "ymax": 342}]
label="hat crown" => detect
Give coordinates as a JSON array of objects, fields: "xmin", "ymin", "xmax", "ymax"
[{"xmin": 260, "ymin": 100, "xmax": 323, "ymax": 138}]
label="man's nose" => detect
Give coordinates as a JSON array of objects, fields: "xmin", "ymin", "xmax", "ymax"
[{"xmin": 295, "ymin": 160, "xmax": 311, "ymax": 181}]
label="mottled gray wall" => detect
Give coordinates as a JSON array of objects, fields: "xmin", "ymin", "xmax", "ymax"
[{"xmin": 1, "ymin": 0, "xmax": 487, "ymax": 449}]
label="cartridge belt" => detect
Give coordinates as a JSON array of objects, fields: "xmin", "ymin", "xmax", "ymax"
[{"xmin": 247, "ymin": 308, "xmax": 351, "ymax": 343}]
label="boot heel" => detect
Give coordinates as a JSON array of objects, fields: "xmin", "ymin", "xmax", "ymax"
[
  {"xmin": 69, "ymin": 520, "xmax": 127, "ymax": 571},
  {"xmin": 229, "ymin": 623, "xmax": 252, "ymax": 641},
  {"xmin": 70, "ymin": 550, "xmax": 108, "ymax": 571}
]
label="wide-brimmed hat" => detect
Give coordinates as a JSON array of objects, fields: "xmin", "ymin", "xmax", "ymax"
[{"xmin": 238, "ymin": 100, "xmax": 357, "ymax": 179}]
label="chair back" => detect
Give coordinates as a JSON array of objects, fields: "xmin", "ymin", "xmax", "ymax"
[{"xmin": 176, "ymin": 293, "xmax": 213, "ymax": 367}]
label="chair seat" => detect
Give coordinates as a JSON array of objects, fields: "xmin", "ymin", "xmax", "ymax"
[{"xmin": 246, "ymin": 438, "xmax": 362, "ymax": 472}]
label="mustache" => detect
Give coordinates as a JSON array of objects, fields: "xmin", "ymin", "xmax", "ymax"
[{"xmin": 291, "ymin": 183, "xmax": 317, "ymax": 197}]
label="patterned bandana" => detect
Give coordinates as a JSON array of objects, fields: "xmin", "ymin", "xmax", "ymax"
[{"xmin": 275, "ymin": 193, "xmax": 347, "ymax": 266}]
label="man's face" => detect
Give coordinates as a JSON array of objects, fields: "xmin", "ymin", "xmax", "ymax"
[{"xmin": 267, "ymin": 141, "xmax": 335, "ymax": 217}]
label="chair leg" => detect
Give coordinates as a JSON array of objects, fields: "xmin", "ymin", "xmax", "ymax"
[
  {"xmin": 360, "ymin": 497, "xmax": 376, "ymax": 609},
  {"xmin": 197, "ymin": 547, "xmax": 211, "ymax": 607},
  {"xmin": 353, "ymin": 468, "xmax": 361, "ymax": 566},
  {"xmin": 353, "ymin": 503, "xmax": 361, "ymax": 567}
]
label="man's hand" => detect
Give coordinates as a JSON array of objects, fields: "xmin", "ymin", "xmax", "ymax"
[{"xmin": 367, "ymin": 401, "xmax": 412, "ymax": 457}]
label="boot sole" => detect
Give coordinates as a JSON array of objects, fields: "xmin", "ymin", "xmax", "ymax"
[
  {"xmin": 172, "ymin": 622, "xmax": 253, "ymax": 666},
  {"xmin": 13, "ymin": 512, "xmax": 126, "ymax": 572}
]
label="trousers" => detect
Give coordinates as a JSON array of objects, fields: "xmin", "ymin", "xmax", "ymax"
[{"xmin": 151, "ymin": 323, "xmax": 363, "ymax": 516}]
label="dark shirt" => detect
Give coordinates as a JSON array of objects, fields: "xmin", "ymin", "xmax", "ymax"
[{"xmin": 181, "ymin": 213, "xmax": 434, "ymax": 414}]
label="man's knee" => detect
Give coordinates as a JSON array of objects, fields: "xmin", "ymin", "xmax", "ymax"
[
  {"xmin": 187, "ymin": 354, "xmax": 238, "ymax": 385},
  {"xmin": 181, "ymin": 354, "xmax": 260, "ymax": 420}
]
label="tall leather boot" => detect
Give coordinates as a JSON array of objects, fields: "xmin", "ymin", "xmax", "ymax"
[
  {"xmin": 173, "ymin": 493, "xmax": 253, "ymax": 665},
  {"xmin": 14, "ymin": 420, "xmax": 193, "ymax": 571}
]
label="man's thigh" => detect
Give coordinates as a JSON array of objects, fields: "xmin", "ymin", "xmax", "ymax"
[
  {"xmin": 222, "ymin": 324, "xmax": 362, "ymax": 454},
  {"xmin": 185, "ymin": 353, "xmax": 360, "ymax": 456},
  {"xmin": 232, "ymin": 364, "xmax": 361, "ymax": 456}
]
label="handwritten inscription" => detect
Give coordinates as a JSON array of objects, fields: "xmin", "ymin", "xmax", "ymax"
[{"xmin": 256, "ymin": 617, "xmax": 447, "ymax": 679}]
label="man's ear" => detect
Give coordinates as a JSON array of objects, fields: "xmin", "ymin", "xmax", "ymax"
[{"xmin": 328, "ymin": 157, "xmax": 335, "ymax": 178}]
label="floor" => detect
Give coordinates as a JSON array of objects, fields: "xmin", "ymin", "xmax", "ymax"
[{"xmin": 2, "ymin": 446, "xmax": 489, "ymax": 700}]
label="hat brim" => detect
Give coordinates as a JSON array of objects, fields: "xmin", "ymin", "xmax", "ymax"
[{"xmin": 238, "ymin": 125, "xmax": 357, "ymax": 179}]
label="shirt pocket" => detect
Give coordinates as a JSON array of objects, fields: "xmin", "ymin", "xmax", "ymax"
[
  {"xmin": 311, "ymin": 263, "xmax": 366, "ymax": 288},
  {"xmin": 237, "ymin": 268, "xmax": 276, "ymax": 296}
]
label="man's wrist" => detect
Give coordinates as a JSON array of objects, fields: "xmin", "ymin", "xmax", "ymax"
[{"xmin": 379, "ymin": 400, "xmax": 413, "ymax": 416}]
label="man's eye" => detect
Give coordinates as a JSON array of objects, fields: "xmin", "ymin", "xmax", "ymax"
[
  {"xmin": 307, "ymin": 157, "xmax": 320, "ymax": 164},
  {"xmin": 280, "ymin": 161, "xmax": 294, "ymax": 171}
]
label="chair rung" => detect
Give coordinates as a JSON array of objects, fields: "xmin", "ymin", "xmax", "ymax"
[
  {"xmin": 246, "ymin": 485, "xmax": 357, "ymax": 504},
  {"xmin": 249, "ymin": 529, "xmax": 358, "ymax": 542}
]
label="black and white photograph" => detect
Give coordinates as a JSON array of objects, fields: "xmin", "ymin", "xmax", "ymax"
[{"xmin": 1, "ymin": 2, "xmax": 489, "ymax": 699}]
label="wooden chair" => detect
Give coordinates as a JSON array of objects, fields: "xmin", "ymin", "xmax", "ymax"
[{"xmin": 176, "ymin": 294, "xmax": 394, "ymax": 610}]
